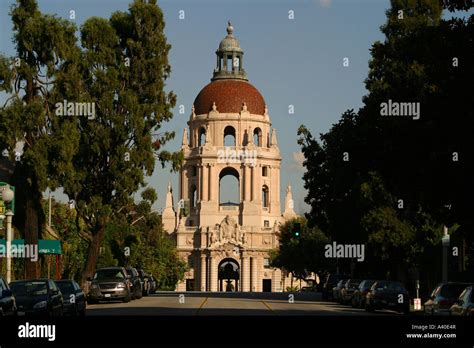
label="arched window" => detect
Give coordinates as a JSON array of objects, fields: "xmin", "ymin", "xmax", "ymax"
[
  {"xmin": 262, "ymin": 185, "xmax": 269, "ymax": 208},
  {"xmin": 224, "ymin": 126, "xmax": 236, "ymax": 146},
  {"xmin": 190, "ymin": 184, "xmax": 197, "ymax": 208},
  {"xmin": 253, "ymin": 128, "xmax": 262, "ymax": 147},
  {"xmin": 219, "ymin": 167, "xmax": 240, "ymax": 206},
  {"xmin": 198, "ymin": 127, "xmax": 206, "ymax": 146}
]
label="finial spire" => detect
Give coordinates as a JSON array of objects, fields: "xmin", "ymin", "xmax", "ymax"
[{"xmin": 227, "ymin": 21, "xmax": 234, "ymax": 35}]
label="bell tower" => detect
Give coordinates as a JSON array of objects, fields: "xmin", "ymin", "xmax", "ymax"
[{"xmin": 171, "ymin": 22, "xmax": 296, "ymax": 293}]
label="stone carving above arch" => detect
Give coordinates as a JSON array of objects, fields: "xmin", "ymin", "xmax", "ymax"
[{"xmin": 209, "ymin": 215, "xmax": 247, "ymax": 248}]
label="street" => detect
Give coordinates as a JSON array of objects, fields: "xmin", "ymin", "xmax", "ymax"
[{"xmin": 86, "ymin": 292, "xmax": 406, "ymax": 316}]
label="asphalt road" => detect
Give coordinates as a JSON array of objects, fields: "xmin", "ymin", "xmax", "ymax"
[{"xmin": 86, "ymin": 292, "xmax": 406, "ymax": 316}]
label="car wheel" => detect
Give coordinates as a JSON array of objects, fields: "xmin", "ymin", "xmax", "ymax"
[
  {"xmin": 123, "ymin": 292, "xmax": 131, "ymax": 303},
  {"xmin": 87, "ymin": 298, "xmax": 98, "ymax": 305},
  {"xmin": 136, "ymin": 289, "xmax": 143, "ymax": 299}
]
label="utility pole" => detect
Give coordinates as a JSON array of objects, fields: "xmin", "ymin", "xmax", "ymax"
[{"xmin": 442, "ymin": 225, "xmax": 450, "ymax": 284}]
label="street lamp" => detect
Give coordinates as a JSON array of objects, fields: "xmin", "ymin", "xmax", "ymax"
[
  {"xmin": 1, "ymin": 185, "xmax": 15, "ymax": 283},
  {"xmin": 441, "ymin": 225, "xmax": 450, "ymax": 284}
]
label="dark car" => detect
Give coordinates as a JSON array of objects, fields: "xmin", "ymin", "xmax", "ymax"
[
  {"xmin": 125, "ymin": 267, "xmax": 143, "ymax": 300},
  {"xmin": 322, "ymin": 273, "xmax": 344, "ymax": 300},
  {"xmin": 87, "ymin": 267, "xmax": 132, "ymax": 304},
  {"xmin": 145, "ymin": 274, "xmax": 158, "ymax": 294},
  {"xmin": 450, "ymin": 286, "xmax": 474, "ymax": 316},
  {"xmin": 424, "ymin": 282, "xmax": 472, "ymax": 316},
  {"xmin": 352, "ymin": 280, "xmax": 376, "ymax": 308},
  {"xmin": 332, "ymin": 279, "xmax": 348, "ymax": 303},
  {"xmin": 365, "ymin": 281, "xmax": 410, "ymax": 314},
  {"xmin": 56, "ymin": 280, "xmax": 86, "ymax": 316},
  {"xmin": 10, "ymin": 279, "xmax": 63, "ymax": 317},
  {"xmin": 0, "ymin": 275, "xmax": 17, "ymax": 316},
  {"xmin": 137, "ymin": 269, "xmax": 150, "ymax": 296},
  {"xmin": 340, "ymin": 279, "xmax": 361, "ymax": 305}
]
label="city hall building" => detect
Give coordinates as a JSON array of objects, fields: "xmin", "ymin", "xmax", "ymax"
[{"xmin": 162, "ymin": 23, "xmax": 304, "ymax": 292}]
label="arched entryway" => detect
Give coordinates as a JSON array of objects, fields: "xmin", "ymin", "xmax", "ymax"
[{"xmin": 218, "ymin": 258, "xmax": 240, "ymax": 292}]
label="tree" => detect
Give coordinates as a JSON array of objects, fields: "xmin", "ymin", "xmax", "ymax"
[
  {"xmin": 45, "ymin": 0, "xmax": 181, "ymax": 285},
  {"xmin": 0, "ymin": 0, "xmax": 79, "ymax": 277},
  {"xmin": 270, "ymin": 217, "xmax": 329, "ymax": 283},
  {"xmin": 297, "ymin": 0, "xmax": 473, "ymax": 286}
]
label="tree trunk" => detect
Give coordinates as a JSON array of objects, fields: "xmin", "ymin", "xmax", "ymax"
[
  {"xmin": 11, "ymin": 163, "xmax": 43, "ymax": 279},
  {"xmin": 80, "ymin": 224, "xmax": 106, "ymax": 290}
]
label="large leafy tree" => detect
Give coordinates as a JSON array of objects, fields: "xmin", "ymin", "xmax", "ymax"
[
  {"xmin": 297, "ymin": 0, "xmax": 473, "ymax": 286},
  {"xmin": 0, "ymin": 0, "xmax": 79, "ymax": 277},
  {"xmin": 270, "ymin": 217, "xmax": 329, "ymax": 282},
  {"xmin": 53, "ymin": 0, "xmax": 180, "ymax": 284}
]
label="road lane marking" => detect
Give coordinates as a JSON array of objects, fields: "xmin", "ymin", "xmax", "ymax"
[
  {"xmin": 195, "ymin": 297, "xmax": 208, "ymax": 315},
  {"xmin": 261, "ymin": 301, "xmax": 278, "ymax": 316}
]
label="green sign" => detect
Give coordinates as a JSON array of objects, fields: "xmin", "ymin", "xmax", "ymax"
[{"xmin": 0, "ymin": 239, "xmax": 62, "ymax": 255}]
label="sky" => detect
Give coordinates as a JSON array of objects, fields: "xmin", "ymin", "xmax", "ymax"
[{"xmin": 0, "ymin": 0, "xmax": 426, "ymax": 214}]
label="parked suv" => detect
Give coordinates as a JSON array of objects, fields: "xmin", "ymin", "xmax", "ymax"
[
  {"xmin": 340, "ymin": 279, "xmax": 361, "ymax": 305},
  {"xmin": 352, "ymin": 280, "xmax": 376, "ymax": 308},
  {"xmin": 87, "ymin": 267, "xmax": 132, "ymax": 304},
  {"xmin": 450, "ymin": 286, "xmax": 474, "ymax": 316},
  {"xmin": 365, "ymin": 280, "xmax": 410, "ymax": 314},
  {"xmin": 424, "ymin": 282, "xmax": 472, "ymax": 315},
  {"xmin": 125, "ymin": 267, "xmax": 143, "ymax": 300},
  {"xmin": 0, "ymin": 275, "xmax": 17, "ymax": 316},
  {"xmin": 322, "ymin": 273, "xmax": 343, "ymax": 300}
]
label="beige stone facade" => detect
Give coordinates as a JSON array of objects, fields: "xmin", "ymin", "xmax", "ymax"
[{"xmin": 161, "ymin": 23, "xmax": 308, "ymax": 292}]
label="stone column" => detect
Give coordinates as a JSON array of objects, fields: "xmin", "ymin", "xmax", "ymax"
[
  {"xmin": 210, "ymin": 256, "xmax": 218, "ymax": 292},
  {"xmin": 241, "ymin": 256, "xmax": 250, "ymax": 292},
  {"xmin": 251, "ymin": 257, "xmax": 258, "ymax": 292},
  {"xmin": 232, "ymin": 53, "xmax": 236, "ymax": 72},
  {"xmin": 244, "ymin": 165, "xmax": 251, "ymax": 201},
  {"xmin": 197, "ymin": 164, "xmax": 202, "ymax": 202},
  {"xmin": 202, "ymin": 164, "xmax": 208, "ymax": 201},
  {"xmin": 200, "ymin": 255, "xmax": 207, "ymax": 291},
  {"xmin": 209, "ymin": 164, "xmax": 216, "ymax": 201}
]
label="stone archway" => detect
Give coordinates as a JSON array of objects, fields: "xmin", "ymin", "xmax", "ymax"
[{"xmin": 218, "ymin": 258, "xmax": 240, "ymax": 292}]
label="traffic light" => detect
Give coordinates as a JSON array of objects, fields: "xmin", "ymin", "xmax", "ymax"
[{"xmin": 293, "ymin": 222, "xmax": 301, "ymax": 238}]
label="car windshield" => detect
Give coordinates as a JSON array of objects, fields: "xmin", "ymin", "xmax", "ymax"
[
  {"xmin": 10, "ymin": 281, "xmax": 47, "ymax": 296},
  {"xmin": 440, "ymin": 284, "xmax": 470, "ymax": 298},
  {"xmin": 362, "ymin": 280, "xmax": 375, "ymax": 290},
  {"xmin": 375, "ymin": 282, "xmax": 404, "ymax": 291},
  {"xmin": 94, "ymin": 269, "xmax": 125, "ymax": 280},
  {"xmin": 56, "ymin": 282, "xmax": 74, "ymax": 295}
]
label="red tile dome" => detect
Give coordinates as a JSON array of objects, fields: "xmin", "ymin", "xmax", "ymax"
[{"xmin": 193, "ymin": 80, "xmax": 266, "ymax": 115}]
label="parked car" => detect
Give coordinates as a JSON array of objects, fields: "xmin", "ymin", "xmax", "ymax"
[
  {"xmin": 300, "ymin": 286, "xmax": 318, "ymax": 292},
  {"xmin": 365, "ymin": 280, "xmax": 410, "ymax": 314},
  {"xmin": 450, "ymin": 286, "xmax": 474, "ymax": 316},
  {"xmin": 322, "ymin": 273, "xmax": 344, "ymax": 300},
  {"xmin": 332, "ymin": 279, "xmax": 349, "ymax": 303},
  {"xmin": 137, "ymin": 269, "xmax": 150, "ymax": 296},
  {"xmin": 125, "ymin": 267, "xmax": 143, "ymax": 300},
  {"xmin": 87, "ymin": 267, "xmax": 132, "ymax": 304},
  {"xmin": 0, "ymin": 275, "xmax": 17, "ymax": 316},
  {"xmin": 10, "ymin": 279, "xmax": 63, "ymax": 317},
  {"xmin": 424, "ymin": 282, "xmax": 472, "ymax": 316},
  {"xmin": 340, "ymin": 279, "xmax": 361, "ymax": 305},
  {"xmin": 146, "ymin": 274, "xmax": 157, "ymax": 294},
  {"xmin": 352, "ymin": 280, "xmax": 376, "ymax": 308},
  {"xmin": 56, "ymin": 280, "xmax": 86, "ymax": 316}
]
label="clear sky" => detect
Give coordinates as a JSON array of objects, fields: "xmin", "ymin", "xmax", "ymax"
[{"xmin": 0, "ymin": 0, "xmax": 397, "ymax": 213}]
